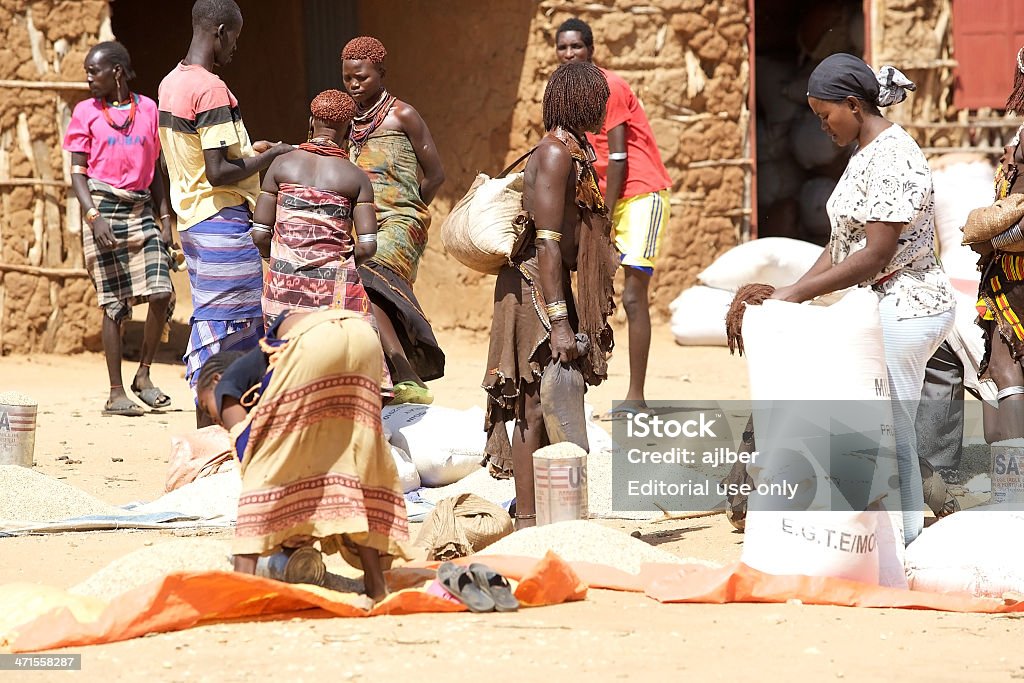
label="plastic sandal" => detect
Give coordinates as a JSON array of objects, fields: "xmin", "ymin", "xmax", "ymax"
[
  {"xmin": 468, "ymin": 563, "xmax": 519, "ymax": 612},
  {"xmin": 436, "ymin": 561, "xmax": 495, "ymax": 612},
  {"xmin": 390, "ymin": 381, "xmax": 434, "ymax": 405}
]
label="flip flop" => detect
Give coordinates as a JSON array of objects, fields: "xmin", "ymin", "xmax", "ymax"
[
  {"xmin": 436, "ymin": 561, "xmax": 495, "ymax": 612},
  {"xmin": 131, "ymin": 383, "xmax": 172, "ymax": 409},
  {"xmin": 468, "ymin": 563, "xmax": 519, "ymax": 612},
  {"xmin": 390, "ymin": 381, "xmax": 434, "ymax": 405},
  {"xmin": 102, "ymin": 398, "xmax": 145, "ymax": 417}
]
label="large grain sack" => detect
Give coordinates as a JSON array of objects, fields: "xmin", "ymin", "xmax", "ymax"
[
  {"xmin": 790, "ymin": 110, "xmax": 842, "ymax": 170},
  {"xmin": 905, "ymin": 506, "xmax": 1024, "ymax": 597},
  {"xmin": 930, "ymin": 158, "xmax": 994, "ymax": 281},
  {"xmin": 669, "ymin": 285, "xmax": 733, "ymax": 346},
  {"xmin": 439, "ymin": 151, "xmax": 533, "ymax": 275},
  {"xmin": 390, "ymin": 444, "xmax": 421, "ymax": 493},
  {"xmin": 757, "ymin": 155, "xmax": 804, "ymax": 208},
  {"xmin": 166, "ymin": 425, "xmax": 237, "ymax": 493},
  {"xmin": 383, "ymin": 404, "xmax": 485, "ymax": 487},
  {"xmin": 739, "ymin": 289, "xmax": 906, "ymax": 587},
  {"xmin": 414, "ymin": 492, "xmax": 513, "ymax": 560},
  {"xmin": 798, "ymin": 176, "xmax": 837, "ymax": 241},
  {"xmin": 698, "ymin": 237, "xmax": 823, "ymax": 292},
  {"xmin": 755, "ymin": 57, "xmax": 801, "ymax": 123}
]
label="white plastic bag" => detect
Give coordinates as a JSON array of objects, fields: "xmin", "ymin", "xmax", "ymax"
[
  {"xmin": 668, "ymin": 286, "xmax": 733, "ymax": 346},
  {"xmin": 390, "ymin": 444, "xmax": 422, "ymax": 493},
  {"xmin": 698, "ymin": 237, "xmax": 823, "ymax": 292},
  {"xmin": 383, "ymin": 405, "xmax": 485, "ymax": 487},
  {"xmin": 930, "ymin": 157, "xmax": 994, "ymax": 282},
  {"xmin": 906, "ymin": 505, "xmax": 1024, "ymax": 597},
  {"xmin": 739, "ymin": 289, "xmax": 905, "ymax": 586}
]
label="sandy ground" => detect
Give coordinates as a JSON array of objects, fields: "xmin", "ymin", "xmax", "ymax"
[{"xmin": 0, "ymin": 321, "xmax": 1020, "ymax": 682}]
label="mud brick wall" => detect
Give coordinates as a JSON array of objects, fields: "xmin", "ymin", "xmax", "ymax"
[
  {"xmin": 1, "ymin": 0, "xmax": 753, "ymax": 353},
  {"xmin": 360, "ymin": 0, "xmax": 752, "ymax": 331},
  {"xmin": 0, "ymin": 0, "xmax": 111, "ymax": 355}
]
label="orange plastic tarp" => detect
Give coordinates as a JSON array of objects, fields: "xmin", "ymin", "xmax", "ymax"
[{"xmin": 3, "ymin": 555, "xmax": 1023, "ymax": 653}]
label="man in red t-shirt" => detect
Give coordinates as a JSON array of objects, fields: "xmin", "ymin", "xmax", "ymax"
[{"xmin": 555, "ymin": 18, "xmax": 673, "ymax": 417}]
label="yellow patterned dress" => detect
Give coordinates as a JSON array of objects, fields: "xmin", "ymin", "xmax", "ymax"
[{"xmin": 977, "ymin": 132, "xmax": 1024, "ymax": 376}]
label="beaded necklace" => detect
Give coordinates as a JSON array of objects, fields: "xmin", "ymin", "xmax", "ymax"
[
  {"xmin": 299, "ymin": 136, "xmax": 349, "ymax": 159},
  {"xmin": 349, "ymin": 89, "xmax": 396, "ymax": 154},
  {"xmin": 101, "ymin": 93, "xmax": 137, "ymax": 135}
]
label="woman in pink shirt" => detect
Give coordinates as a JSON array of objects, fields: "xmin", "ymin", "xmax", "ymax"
[{"xmin": 64, "ymin": 41, "xmax": 175, "ymax": 417}]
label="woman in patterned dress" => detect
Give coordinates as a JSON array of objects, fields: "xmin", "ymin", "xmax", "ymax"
[{"xmin": 768, "ymin": 53, "xmax": 956, "ymax": 544}]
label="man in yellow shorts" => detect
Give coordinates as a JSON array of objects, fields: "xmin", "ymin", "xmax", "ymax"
[{"xmin": 555, "ymin": 18, "xmax": 672, "ymax": 416}]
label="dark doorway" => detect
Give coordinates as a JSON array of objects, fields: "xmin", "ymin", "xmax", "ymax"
[
  {"xmin": 753, "ymin": 0, "xmax": 866, "ymax": 245},
  {"xmin": 111, "ymin": 0, "xmax": 356, "ymax": 145}
]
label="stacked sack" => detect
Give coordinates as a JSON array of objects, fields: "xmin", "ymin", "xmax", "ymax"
[{"xmin": 670, "ymin": 238, "xmax": 824, "ymax": 346}]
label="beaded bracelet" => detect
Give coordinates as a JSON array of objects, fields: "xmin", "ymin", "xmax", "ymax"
[
  {"xmin": 357, "ymin": 233, "xmax": 377, "ymax": 243},
  {"xmin": 535, "ymin": 229, "xmax": 561, "ymax": 242},
  {"xmin": 71, "ymin": 164, "xmax": 89, "ymax": 175},
  {"xmin": 545, "ymin": 300, "xmax": 569, "ymax": 321},
  {"xmin": 992, "ymin": 223, "xmax": 1024, "ymax": 250},
  {"xmin": 251, "ymin": 222, "xmax": 273, "ymax": 234}
]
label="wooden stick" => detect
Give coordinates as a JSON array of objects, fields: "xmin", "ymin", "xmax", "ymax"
[
  {"xmin": 921, "ymin": 146, "xmax": 1004, "ymax": 155},
  {"xmin": 686, "ymin": 159, "xmax": 753, "ymax": 169},
  {"xmin": 0, "ymin": 263, "xmax": 88, "ymax": 278},
  {"xmin": 0, "ymin": 178, "xmax": 71, "ymax": 188},
  {"xmin": 666, "ymin": 112, "xmax": 731, "ymax": 124},
  {"xmin": 651, "ymin": 506, "xmax": 728, "ymax": 522},
  {"xmin": 0, "ymin": 79, "xmax": 90, "ymax": 91},
  {"xmin": 903, "ymin": 120, "xmax": 1022, "ymax": 130}
]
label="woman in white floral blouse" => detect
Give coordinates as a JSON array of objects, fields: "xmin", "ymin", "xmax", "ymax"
[{"xmin": 769, "ymin": 53, "xmax": 956, "ymax": 544}]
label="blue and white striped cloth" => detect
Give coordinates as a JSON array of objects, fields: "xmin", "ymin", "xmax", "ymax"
[
  {"xmin": 180, "ymin": 204, "xmax": 265, "ymax": 395},
  {"xmin": 179, "ymin": 204, "xmax": 264, "ymax": 322}
]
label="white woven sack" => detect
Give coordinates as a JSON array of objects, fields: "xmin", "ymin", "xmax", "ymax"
[
  {"xmin": 669, "ymin": 285, "xmax": 733, "ymax": 346},
  {"xmin": 931, "ymin": 159, "xmax": 994, "ymax": 281},
  {"xmin": 698, "ymin": 237, "xmax": 823, "ymax": 292},
  {"xmin": 739, "ymin": 289, "xmax": 906, "ymax": 587},
  {"xmin": 440, "ymin": 171, "xmax": 525, "ymax": 275},
  {"xmin": 906, "ymin": 505, "xmax": 1024, "ymax": 597},
  {"xmin": 383, "ymin": 404, "xmax": 485, "ymax": 487}
]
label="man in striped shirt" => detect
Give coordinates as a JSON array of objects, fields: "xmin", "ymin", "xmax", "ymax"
[{"xmin": 158, "ymin": 0, "xmax": 291, "ymax": 425}]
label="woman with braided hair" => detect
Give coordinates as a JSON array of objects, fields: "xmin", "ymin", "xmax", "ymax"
[
  {"xmin": 482, "ymin": 61, "xmax": 616, "ymax": 528},
  {"xmin": 252, "ymin": 89, "xmax": 391, "ymax": 394},
  {"xmin": 341, "ymin": 36, "xmax": 446, "ymax": 405},
  {"xmin": 967, "ymin": 47, "xmax": 1024, "ymax": 442}
]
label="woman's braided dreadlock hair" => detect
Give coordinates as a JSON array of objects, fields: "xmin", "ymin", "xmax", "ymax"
[
  {"xmin": 311, "ymin": 89, "xmax": 357, "ymax": 126},
  {"xmin": 341, "ymin": 36, "xmax": 387, "ymax": 67},
  {"xmin": 195, "ymin": 351, "xmax": 247, "ymax": 397},
  {"xmin": 1007, "ymin": 47, "xmax": 1024, "ymax": 115},
  {"xmin": 543, "ymin": 61, "xmax": 609, "ymax": 133}
]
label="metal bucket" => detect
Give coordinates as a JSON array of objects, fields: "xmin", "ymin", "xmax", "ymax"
[
  {"xmin": 255, "ymin": 546, "xmax": 326, "ymax": 585},
  {"xmin": 0, "ymin": 399, "xmax": 37, "ymax": 467},
  {"xmin": 991, "ymin": 443, "xmax": 1024, "ymax": 505},
  {"xmin": 533, "ymin": 446, "xmax": 588, "ymax": 526}
]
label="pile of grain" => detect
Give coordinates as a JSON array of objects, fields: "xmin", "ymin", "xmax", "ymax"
[
  {"xmin": 69, "ymin": 538, "xmax": 233, "ymax": 601},
  {"xmin": 476, "ymin": 520, "xmax": 719, "ymax": 574},
  {"xmin": 0, "ymin": 391, "xmax": 36, "ymax": 406},
  {"xmin": 587, "ymin": 451, "xmax": 661, "ymax": 521},
  {"xmin": 0, "ymin": 465, "xmax": 121, "ymax": 523},
  {"xmin": 132, "ymin": 471, "xmax": 241, "ymax": 521},
  {"xmin": 420, "ymin": 468, "xmax": 515, "ymax": 505}
]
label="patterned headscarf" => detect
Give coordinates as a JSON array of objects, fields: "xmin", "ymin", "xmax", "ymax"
[{"xmin": 807, "ymin": 53, "xmax": 916, "ymax": 108}]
